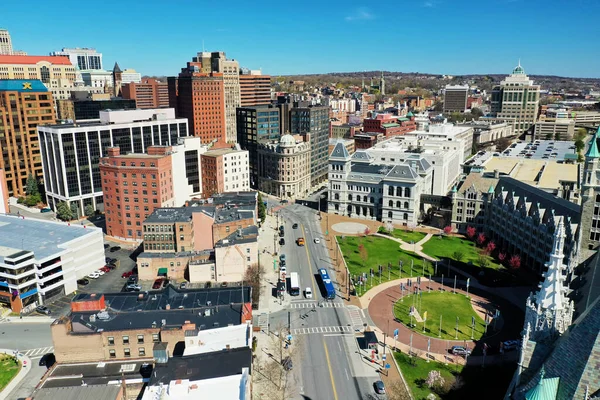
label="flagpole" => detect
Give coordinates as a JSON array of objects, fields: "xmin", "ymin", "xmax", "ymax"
[{"xmin": 409, "ymin": 333, "xmax": 413, "ymax": 357}]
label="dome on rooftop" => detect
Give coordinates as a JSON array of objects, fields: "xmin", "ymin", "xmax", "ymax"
[
  {"xmin": 512, "ymin": 61, "xmax": 525, "ymax": 75},
  {"xmin": 279, "ymin": 134, "xmax": 296, "ymax": 147}
]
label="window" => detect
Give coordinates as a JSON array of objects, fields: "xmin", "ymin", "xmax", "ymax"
[
  {"xmin": 388, "ymin": 211, "xmax": 393, "ymax": 219},
  {"xmin": 122, "ymin": 335, "xmax": 129, "ymax": 344},
  {"xmin": 405, "ymin": 188, "xmax": 411, "ymax": 198},
  {"xmin": 107, "ymin": 336, "xmax": 114, "ymax": 345},
  {"xmin": 137, "ymin": 334, "xmax": 144, "ymax": 344},
  {"xmin": 388, "ymin": 186, "xmax": 394, "ymax": 196},
  {"xmin": 152, "ymin": 333, "xmax": 160, "ymax": 342},
  {"xmin": 109, "ymin": 349, "xmax": 116, "ymax": 358},
  {"xmin": 139, "ymin": 347, "xmax": 146, "ymax": 356},
  {"xmin": 396, "ymin": 187, "xmax": 402, "ymax": 197},
  {"xmin": 389, "ymin": 200, "xmax": 393, "ymax": 207},
  {"xmin": 124, "ymin": 348, "xmax": 131, "ymax": 357},
  {"xmin": 396, "ymin": 201, "xmax": 401, "ymax": 208}
]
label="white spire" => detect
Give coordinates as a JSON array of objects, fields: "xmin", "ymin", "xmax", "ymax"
[{"xmin": 535, "ymin": 217, "xmax": 567, "ymax": 310}]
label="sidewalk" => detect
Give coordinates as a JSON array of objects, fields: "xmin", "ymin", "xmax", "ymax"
[
  {"xmin": 0, "ymin": 316, "xmax": 55, "ymax": 324},
  {"xmin": 0, "ymin": 349, "xmax": 32, "ymax": 400}
]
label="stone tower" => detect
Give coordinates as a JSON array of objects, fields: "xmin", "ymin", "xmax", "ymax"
[
  {"xmin": 112, "ymin": 62, "xmax": 122, "ymax": 97},
  {"xmin": 380, "ymin": 71, "xmax": 385, "ymax": 96},
  {"xmin": 580, "ymin": 126, "xmax": 600, "ymax": 250},
  {"xmin": 523, "ymin": 217, "xmax": 574, "ymax": 342}
]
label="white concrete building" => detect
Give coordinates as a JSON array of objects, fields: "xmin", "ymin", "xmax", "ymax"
[
  {"xmin": 0, "ymin": 214, "xmax": 104, "ymax": 312},
  {"xmin": 329, "ymin": 98, "xmax": 357, "ymax": 113},
  {"xmin": 171, "ymin": 137, "xmax": 209, "ymax": 206},
  {"xmin": 50, "ymin": 47, "xmax": 103, "ymax": 70},
  {"xmin": 183, "ymin": 323, "xmax": 253, "ymax": 356},
  {"xmin": 404, "ymin": 123, "xmax": 474, "ymax": 160},
  {"xmin": 38, "ymin": 108, "xmax": 189, "ymax": 214},
  {"xmin": 327, "ymin": 142, "xmax": 433, "ymax": 225},
  {"xmin": 458, "ymin": 120, "xmax": 514, "ymax": 145},
  {"xmin": 120, "ymin": 68, "xmax": 142, "ymax": 84},
  {"xmin": 0, "ymin": 29, "xmax": 13, "ymax": 55},
  {"xmin": 534, "ymin": 118, "xmax": 576, "ymax": 141},
  {"xmin": 142, "ymin": 370, "xmax": 250, "ymax": 400},
  {"xmin": 80, "ymin": 70, "xmax": 113, "ymax": 89}
]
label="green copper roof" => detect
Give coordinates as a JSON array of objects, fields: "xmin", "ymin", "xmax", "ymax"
[
  {"xmin": 488, "ymin": 185, "xmax": 495, "ymax": 194},
  {"xmin": 382, "ymin": 123, "xmax": 400, "ymax": 128},
  {"xmin": 586, "ymin": 127, "xmax": 600, "ymax": 159},
  {"xmin": 525, "ymin": 377, "xmax": 559, "ymax": 400},
  {"xmin": 406, "ymin": 111, "xmax": 414, "ymax": 117}
]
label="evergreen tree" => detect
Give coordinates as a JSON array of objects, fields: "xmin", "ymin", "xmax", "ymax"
[
  {"xmin": 25, "ymin": 174, "xmax": 39, "ymax": 196},
  {"xmin": 56, "ymin": 202, "xmax": 73, "ymax": 221}
]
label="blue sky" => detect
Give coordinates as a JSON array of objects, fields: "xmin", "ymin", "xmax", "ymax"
[{"xmin": 3, "ymin": 0, "xmax": 600, "ymax": 78}]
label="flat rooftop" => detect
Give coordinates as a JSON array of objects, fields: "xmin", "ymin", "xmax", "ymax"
[
  {"xmin": 33, "ymin": 385, "xmax": 121, "ymax": 400},
  {"xmin": 42, "ymin": 359, "xmax": 151, "ymax": 389},
  {"xmin": 0, "ymin": 215, "xmax": 100, "ymax": 263}
]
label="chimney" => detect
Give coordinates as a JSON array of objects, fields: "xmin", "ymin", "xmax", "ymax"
[
  {"xmin": 107, "ymin": 147, "xmax": 121, "ymax": 157},
  {"xmin": 494, "ymin": 169, "xmax": 500, "ymax": 178}
]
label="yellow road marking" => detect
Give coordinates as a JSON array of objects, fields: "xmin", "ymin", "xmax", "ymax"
[
  {"xmin": 300, "ymin": 224, "xmax": 318, "ymax": 298},
  {"xmin": 322, "ymin": 338, "xmax": 339, "ymax": 400}
]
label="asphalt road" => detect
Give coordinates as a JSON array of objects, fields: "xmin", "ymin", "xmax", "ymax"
[{"xmin": 277, "ymin": 204, "xmax": 382, "ymax": 400}]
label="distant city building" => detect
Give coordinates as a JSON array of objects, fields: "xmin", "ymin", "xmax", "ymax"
[
  {"xmin": 457, "ymin": 120, "xmax": 514, "ymax": 145},
  {"xmin": 100, "ymin": 146, "xmax": 176, "ymax": 242},
  {"xmin": 328, "ymin": 142, "xmax": 433, "ymax": 225},
  {"xmin": 0, "ymin": 80, "xmax": 56, "ymax": 196},
  {"xmin": 72, "ymin": 98, "xmax": 136, "ymax": 120},
  {"xmin": 0, "ymin": 55, "xmax": 76, "ymax": 82},
  {"xmin": 328, "ymin": 138, "xmax": 355, "ymax": 157},
  {"xmin": 50, "ymin": 47, "xmax": 103, "ymax": 70},
  {"xmin": 194, "ymin": 52, "xmax": 241, "ymax": 143},
  {"xmin": 491, "ymin": 62, "xmax": 540, "ymax": 134},
  {"xmin": 80, "ymin": 69, "xmax": 113, "ymax": 89},
  {"xmin": 111, "ymin": 62, "xmax": 122, "ymax": 97},
  {"xmin": 330, "ymin": 123, "xmax": 361, "ymax": 139},
  {"xmin": 121, "ymin": 78, "xmax": 169, "ymax": 109},
  {"xmin": 169, "ymin": 58, "xmax": 226, "ymax": 145},
  {"xmin": 257, "ymin": 134, "xmax": 311, "ymax": 199},
  {"xmin": 236, "ymin": 105, "xmax": 280, "ymax": 187},
  {"xmin": 404, "ymin": 123, "xmax": 474, "ymax": 161},
  {"xmin": 120, "ymin": 68, "xmax": 142, "ymax": 84},
  {"xmin": 443, "ymin": 85, "xmax": 469, "ymax": 113},
  {"xmin": 0, "ymin": 29, "xmax": 13, "ymax": 55},
  {"xmin": 239, "ymin": 69, "xmax": 271, "ymax": 107},
  {"xmin": 580, "ymin": 128, "xmax": 600, "ymax": 250},
  {"xmin": 0, "ymin": 215, "xmax": 104, "ymax": 313},
  {"xmin": 200, "ymin": 146, "xmax": 250, "ymax": 197},
  {"xmin": 38, "ymin": 109, "xmax": 189, "ymax": 214},
  {"xmin": 290, "ymin": 105, "xmax": 329, "ymax": 187},
  {"xmin": 533, "ymin": 118, "xmax": 575, "ymax": 141},
  {"xmin": 354, "ymin": 132, "xmax": 383, "ymax": 150},
  {"xmin": 363, "ymin": 113, "xmax": 416, "ymax": 138}
]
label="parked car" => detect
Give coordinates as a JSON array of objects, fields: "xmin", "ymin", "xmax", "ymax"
[
  {"xmin": 280, "ymin": 266, "xmax": 287, "ymax": 274},
  {"xmin": 126, "ymin": 284, "xmax": 142, "ymax": 292},
  {"xmin": 88, "ymin": 272, "xmax": 100, "ymax": 279},
  {"xmin": 122, "ymin": 271, "xmax": 134, "ymax": 278},
  {"xmin": 279, "ymin": 238, "xmax": 285, "ymax": 245},
  {"xmin": 292, "ymin": 223, "xmax": 298, "ymax": 229},
  {"xmin": 451, "ymin": 346, "xmax": 472, "ymax": 356},
  {"xmin": 39, "ymin": 353, "xmax": 56, "ymax": 368},
  {"xmin": 127, "ymin": 275, "xmax": 138, "ymax": 284},
  {"xmin": 314, "ymin": 238, "xmax": 321, "ymax": 244},
  {"xmin": 179, "ymin": 282, "xmax": 188, "ymax": 289},
  {"xmin": 374, "ymin": 380, "xmax": 386, "ymax": 394},
  {"xmin": 36, "ymin": 305, "xmax": 51, "ymax": 315},
  {"xmin": 280, "ymin": 254, "xmax": 286, "ymax": 262},
  {"xmin": 100, "ymin": 266, "xmax": 111, "ymax": 273},
  {"xmin": 106, "ymin": 264, "xmax": 116, "ymax": 270},
  {"xmin": 40, "ymin": 207, "xmax": 52, "ymax": 213},
  {"xmin": 162, "ymin": 278, "xmax": 170, "ymax": 288},
  {"xmin": 305, "ymin": 287, "xmax": 312, "ymax": 299},
  {"xmin": 77, "ymin": 278, "xmax": 89, "ymax": 286},
  {"xmin": 502, "ymin": 340, "xmax": 521, "ymax": 351},
  {"xmin": 152, "ymin": 279, "xmax": 163, "ymax": 289},
  {"xmin": 109, "ymin": 246, "xmax": 121, "ymax": 252},
  {"xmin": 296, "ymin": 238, "xmax": 305, "ymax": 246},
  {"xmin": 105, "ymin": 257, "xmax": 116, "ymax": 264},
  {"xmin": 95, "ymin": 270, "xmax": 105, "ymax": 276},
  {"xmin": 280, "ymin": 199, "xmax": 289, "ymax": 204},
  {"xmin": 104, "ymin": 244, "xmax": 110, "ymax": 249},
  {"xmin": 279, "ymin": 225, "xmax": 285, "ymax": 232}
]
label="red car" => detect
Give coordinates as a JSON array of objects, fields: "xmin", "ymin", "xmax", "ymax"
[
  {"xmin": 152, "ymin": 279, "xmax": 163, "ymax": 289},
  {"xmin": 100, "ymin": 266, "xmax": 111, "ymax": 273},
  {"xmin": 122, "ymin": 271, "xmax": 133, "ymax": 278}
]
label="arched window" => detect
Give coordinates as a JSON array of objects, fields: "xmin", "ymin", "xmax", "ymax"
[
  {"xmin": 403, "ymin": 213, "xmax": 408, "ymax": 220},
  {"xmin": 362, "ymin": 207, "xmax": 367, "ymax": 216},
  {"xmin": 388, "ymin": 186, "xmax": 394, "ymax": 196},
  {"xmin": 396, "ymin": 201, "xmax": 401, "ymax": 208},
  {"xmin": 347, "ymin": 205, "xmax": 352, "ymax": 214},
  {"xmin": 363, "ymin": 196, "xmax": 368, "ymax": 202},
  {"xmin": 405, "ymin": 188, "xmax": 411, "ymax": 198},
  {"xmin": 389, "ymin": 200, "xmax": 393, "ymax": 207},
  {"xmin": 404, "ymin": 201, "xmax": 409, "ymax": 209},
  {"xmin": 396, "ymin": 187, "xmax": 402, "ymax": 197},
  {"xmin": 369, "ymin": 208, "xmax": 374, "ymax": 217},
  {"xmin": 348, "ymin": 194, "xmax": 352, "ymax": 201},
  {"xmin": 334, "ymin": 193, "xmax": 339, "ymax": 200},
  {"xmin": 388, "ymin": 211, "xmax": 393, "ymax": 219}
]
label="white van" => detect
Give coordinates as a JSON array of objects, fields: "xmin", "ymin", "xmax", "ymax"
[{"xmin": 305, "ymin": 287, "xmax": 313, "ymax": 299}]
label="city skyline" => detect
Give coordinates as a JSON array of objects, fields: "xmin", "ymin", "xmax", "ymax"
[{"xmin": 2, "ymin": 0, "xmax": 600, "ymax": 78}]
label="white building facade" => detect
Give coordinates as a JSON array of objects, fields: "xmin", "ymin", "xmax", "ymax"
[
  {"xmin": 50, "ymin": 47, "xmax": 103, "ymax": 71},
  {"xmin": 120, "ymin": 68, "xmax": 142, "ymax": 84},
  {"xmin": 171, "ymin": 137, "xmax": 209, "ymax": 206},
  {"xmin": 38, "ymin": 109, "xmax": 189, "ymax": 214}
]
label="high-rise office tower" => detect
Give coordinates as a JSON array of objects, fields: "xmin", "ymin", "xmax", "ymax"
[
  {"xmin": 168, "ymin": 59, "xmax": 226, "ymax": 145},
  {"xmin": 236, "ymin": 105, "xmax": 280, "ymax": 187},
  {"xmin": 291, "ymin": 105, "xmax": 329, "ymax": 187},
  {"xmin": 193, "ymin": 52, "xmax": 240, "ymax": 143},
  {"xmin": 0, "ymin": 80, "xmax": 55, "ymax": 196},
  {"xmin": 50, "ymin": 48, "xmax": 103, "ymax": 70},
  {"xmin": 239, "ymin": 69, "xmax": 271, "ymax": 107},
  {"xmin": 0, "ymin": 29, "xmax": 13, "ymax": 55},
  {"xmin": 491, "ymin": 62, "xmax": 540, "ymax": 134},
  {"xmin": 443, "ymin": 85, "xmax": 469, "ymax": 113}
]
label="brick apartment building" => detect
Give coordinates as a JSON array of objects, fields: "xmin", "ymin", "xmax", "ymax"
[
  {"xmin": 0, "ymin": 79, "xmax": 55, "ymax": 196},
  {"xmin": 100, "ymin": 146, "xmax": 175, "ymax": 241},
  {"xmin": 363, "ymin": 113, "xmax": 416, "ymax": 138},
  {"xmin": 239, "ymin": 71, "xmax": 271, "ymax": 107},
  {"xmin": 121, "ymin": 78, "xmax": 169, "ymax": 109},
  {"xmin": 200, "ymin": 147, "xmax": 249, "ymax": 198},
  {"xmin": 50, "ymin": 286, "xmax": 252, "ymax": 363}
]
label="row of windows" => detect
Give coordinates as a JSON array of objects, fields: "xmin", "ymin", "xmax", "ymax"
[
  {"xmin": 107, "ymin": 333, "xmax": 159, "ymax": 345},
  {"xmin": 109, "ymin": 348, "xmax": 145, "ymax": 358}
]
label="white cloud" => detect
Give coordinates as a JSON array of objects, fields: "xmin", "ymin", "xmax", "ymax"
[{"xmin": 345, "ymin": 8, "xmax": 374, "ymax": 22}]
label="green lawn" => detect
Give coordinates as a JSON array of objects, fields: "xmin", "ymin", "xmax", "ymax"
[
  {"xmin": 392, "ymin": 229, "xmax": 427, "ymax": 244},
  {"xmin": 338, "ymin": 236, "xmax": 434, "ymax": 296},
  {"xmin": 0, "ymin": 354, "xmax": 20, "ymax": 392},
  {"xmin": 394, "ymin": 351, "xmax": 460, "ymax": 400},
  {"xmin": 393, "ymin": 291, "xmax": 487, "ymax": 340},
  {"xmin": 421, "ymin": 235, "xmax": 503, "ymax": 270}
]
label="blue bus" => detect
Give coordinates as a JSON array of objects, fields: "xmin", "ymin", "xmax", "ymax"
[{"xmin": 319, "ymin": 268, "xmax": 336, "ymax": 299}]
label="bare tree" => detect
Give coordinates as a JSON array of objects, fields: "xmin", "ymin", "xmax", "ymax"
[
  {"xmin": 386, "ymin": 379, "xmax": 412, "ymax": 400},
  {"xmin": 244, "ymin": 263, "xmax": 265, "ymax": 306}
]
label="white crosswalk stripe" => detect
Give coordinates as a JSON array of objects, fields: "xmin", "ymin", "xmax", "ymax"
[
  {"xmin": 290, "ymin": 302, "xmax": 344, "ymax": 309},
  {"xmin": 291, "ymin": 326, "xmax": 352, "ymax": 335},
  {"xmin": 22, "ymin": 346, "xmax": 53, "ymax": 357},
  {"xmin": 347, "ymin": 306, "xmax": 364, "ymax": 332}
]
